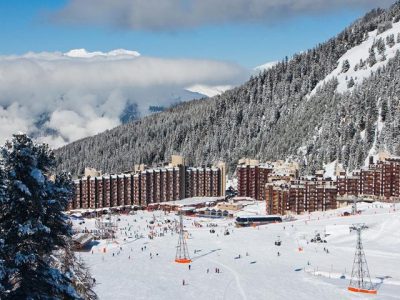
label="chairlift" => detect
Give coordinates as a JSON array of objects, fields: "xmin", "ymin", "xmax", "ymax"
[{"xmin": 275, "ymin": 236, "xmax": 281, "ymax": 246}]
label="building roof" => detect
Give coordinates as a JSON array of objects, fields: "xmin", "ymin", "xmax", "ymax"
[
  {"xmin": 158, "ymin": 196, "xmax": 223, "ymax": 207},
  {"xmin": 73, "ymin": 233, "xmax": 93, "ymax": 246}
]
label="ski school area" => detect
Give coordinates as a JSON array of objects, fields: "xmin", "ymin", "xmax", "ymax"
[{"xmin": 71, "ymin": 201, "xmax": 400, "ymax": 300}]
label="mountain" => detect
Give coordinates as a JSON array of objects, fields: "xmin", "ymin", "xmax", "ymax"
[
  {"xmin": 55, "ymin": 3, "xmax": 400, "ymax": 176},
  {"xmin": 254, "ymin": 61, "xmax": 279, "ymax": 72},
  {"xmin": 185, "ymin": 84, "xmax": 233, "ymax": 97}
]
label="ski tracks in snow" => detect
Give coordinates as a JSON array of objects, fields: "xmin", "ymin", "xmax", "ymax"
[{"xmin": 208, "ymin": 258, "xmax": 248, "ymax": 300}]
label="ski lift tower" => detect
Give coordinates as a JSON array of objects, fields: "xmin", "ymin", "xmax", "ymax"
[
  {"xmin": 95, "ymin": 211, "xmax": 118, "ymax": 241},
  {"xmin": 348, "ymin": 223, "xmax": 377, "ymax": 294},
  {"xmin": 175, "ymin": 212, "xmax": 192, "ymax": 263}
]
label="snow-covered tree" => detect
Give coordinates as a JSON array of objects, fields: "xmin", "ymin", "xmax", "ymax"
[
  {"xmin": 375, "ymin": 37, "xmax": 386, "ymax": 55},
  {"xmin": 0, "ymin": 160, "xmax": 7, "ymax": 296},
  {"xmin": 0, "ymin": 133, "xmax": 84, "ymax": 299},
  {"xmin": 386, "ymin": 34, "xmax": 395, "ymax": 47},
  {"xmin": 368, "ymin": 48, "xmax": 377, "ymax": 67},
  {"xmin": 347, "ymin": 77, "xmax": 355, "ymax": 88},
  {"xmin": 341, "ymin": 59, "xmax": 350, "ymax": 73}
]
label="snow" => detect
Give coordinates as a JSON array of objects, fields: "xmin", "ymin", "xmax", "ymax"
[
  {"xmin": 360, "ymin": 129, "xmax": 366, "ymax": 140},
  {"xmin": 30, "ymin": 168, "xmax": 45, "ymax": 184},
  {"xmin": 15, "ymin": 180, "xmax": 31, "ymax": 196},
  {"xmin": 254, "ymin": 61, "xmax": 279, "ymax": 72},
  {"xmin": 72, "ymin": 201, "xmax": 400, "ymax": 299},
  {"xmin": 227, "ymin": 177, "xmax": 238, "ymax": 190},
  {"xmin": 158, "ymin": 196, "xmax": 223, "ymax": 207},
  {"xmin": 323, "ymin": 161, "xmax": 337, "ymax": 179},
  {"xmin": 185, "ymin": 84, "xmax": 233, "ymax": 97},
  {"xmin": 309, "ymin": 20, "xmax": 400, "ymax": 97},
  {"xmin": 364, "ymin": 100, "xmax": 385, "ymax": 167}
]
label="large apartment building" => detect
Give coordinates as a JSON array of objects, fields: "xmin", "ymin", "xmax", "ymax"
[
  {"xmin": 337, "ymin": 157, "xmax": 400, "ymax": 200},
  {"xmin": 69, "ymin": 157, "xmax": 226, "ymax": 210},
  {"xmin": 266, "ymin": 157, "xmax": 400, "ymax": 215},
  {"xmin": 236, "ymin": 159, "xmax": 298, "ymax": 200},
  {"xmin": 266, "ymin": 178, "xmax": 338, "ymax": 215}
]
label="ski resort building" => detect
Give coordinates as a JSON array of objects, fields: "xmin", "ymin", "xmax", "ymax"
[
  {"xmin": 236, "ymin": 164, "xmax": 273, "ymax": 200},
  {"xmin": 236, "ymin": 159, "xmax": 298, "ymax": 200},
  {"xmin": 266, "ymin": 178, "xmax": 338, "ymax": 215},
  {"xmin": 69, "ymin": 157, "xmax": 226, "ymax": 210},
  {"xmin": 265, "ymin": 156, "xmax": 400, "ymax": 215},
  {"xmin": 337, "ymin": 157, "xmax": 400, "ymax": 201}
]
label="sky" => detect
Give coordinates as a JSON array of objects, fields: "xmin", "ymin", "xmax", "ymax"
[
  {"xmin": 0, "ymin": 0, "xmax": 393, "ymax": 68},
  {"xmin": 0, "ymin": 0, "xmax": 395, "ymax": 148}
]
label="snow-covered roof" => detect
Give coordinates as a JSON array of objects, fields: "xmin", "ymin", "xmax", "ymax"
[
  {"xmin": 159, "ymin": 196, "xmax": 223, "ymax": 207},
  {"xmin": 179, "ymin": 206, "xmax": 196, "ymax": 211}
]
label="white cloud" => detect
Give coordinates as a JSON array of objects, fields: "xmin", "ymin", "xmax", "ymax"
[
  {"xmin": 51, "ymin": 0, "xmax": 394, "ymax": 30},
  {"xmin": 0, "ymin": 49, "xmax": 248, "ymax": 148}
]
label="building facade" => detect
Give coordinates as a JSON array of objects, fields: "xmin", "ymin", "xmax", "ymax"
[
  {"xmin": 236, "ymin": 165, "xmax": 272, "ymax": 200},
  {"xmin": 69, "ymin": 160, "xmax": 226, "ymax": 210},
  {"xmin": 266, "ymin": 179, "xmax": 338, "ymax": 215},
  {"xmin": 265, "ymin": 157, "xmax": 400, "ymax": 215}
]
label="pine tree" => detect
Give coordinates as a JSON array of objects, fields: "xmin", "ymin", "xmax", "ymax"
[
  {"xmin": 0, "ymin": 160, "xmax": 8, "ymax": 296},
  {"xmin": 381, "ymin": 99, "xmax": 388, "ymax": 122},
  {"xmin": 368, "ymin": 48, "xmax": 377, "ymax": 67},
  {"xmin": 0, "ymin": 134, "xmax": 83, "ymax": 299},
  {"xmin": 341, "ymin": 59, "xmax": 350, "ymax": 73},
  {"xmin": 347, "ymin": 77, "xmax": 355, "ymax": 88}
]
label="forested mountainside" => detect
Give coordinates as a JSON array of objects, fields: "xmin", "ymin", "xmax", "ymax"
[{"xmin": 55, "ymin": 2, "xmax": 400, "ymax": 176}]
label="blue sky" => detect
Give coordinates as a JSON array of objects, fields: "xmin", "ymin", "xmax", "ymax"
[{"xmin": 0, "ymin": 0, "xmax": 384, "ymax": 68}]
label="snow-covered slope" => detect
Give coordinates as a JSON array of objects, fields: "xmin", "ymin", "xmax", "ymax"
[
  {"xmin": 254, "ymin": 61, "xmax": 279, "ymax": 72},
  {"xmin": 74, "ymin": 202, "xmax": 400, "ymax": 299},
  {"xmin": 185, "ymin": 84, "xmax": 233, "ymax": 97},
  {"xmin": 310, "ymin": 21, "xmax": 400, "ymax": 97}
]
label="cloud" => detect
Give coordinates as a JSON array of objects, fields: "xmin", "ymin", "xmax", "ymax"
[
  {"xmin": 51, "ymin": 0, "xmax": 394, "ymax": 31},
  {"xmin": 0, "ymin": 49, "xmax": 248, "ymax": 148}
]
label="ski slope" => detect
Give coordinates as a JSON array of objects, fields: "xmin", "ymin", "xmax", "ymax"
[
  {"xmin": 309, "ymin": 20, "xmax": 400, "ymax": 97},
  {"xmin": 73, "ymin": 202, "xmax": 400, "ymax": 300}
]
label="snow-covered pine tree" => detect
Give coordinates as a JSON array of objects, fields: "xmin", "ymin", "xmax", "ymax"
[
  {"xmin": 368, "ymin": 48, "xmax": 377, "ymax": 66},
  {"xmin": 341, "ymin": 59, "xmax": 350, "ymax": 73},
  {"xmin": 0, "ymin": 133, "xmax": 84, "ymax": 299},
  {"xmin": 59, "ymin": 244, "xmax": 97, "ymax": 300},
  {"xmin": 347, "ymin": 77, "xmax": 355, "ymax": 88},
  {"xmin": 0, "ymin": 159, "xmax": 7, "ymax": 296},
  {"xmin": 51, "ymin": 172, "xmax": 98, "ymax": 299}
]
